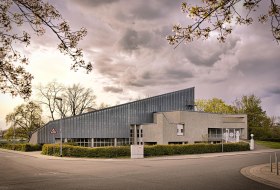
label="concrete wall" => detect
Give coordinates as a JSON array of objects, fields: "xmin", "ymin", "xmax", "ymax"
[
  {"xmin": 29, "ymin": 131, "xmax": 38, "ymax": 144},
  {"xmin": 142, "ymin": 111, "xmax": 247, "ymax": 145}
]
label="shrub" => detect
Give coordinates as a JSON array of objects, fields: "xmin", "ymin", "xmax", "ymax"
[
  {"xmin": 42, "ymin": 144, "xmax": 130, "ymax": 158},
  {"xmin": 42, "ymin": 142, "xmax": 249, "ymax": 158},
  {"xmin": 0, "ymin": 143, "xmax": 42, "ymax": 152},
  {"xmin": 144, "ymin": 143, "xmax": 249, "ymax": 157}
]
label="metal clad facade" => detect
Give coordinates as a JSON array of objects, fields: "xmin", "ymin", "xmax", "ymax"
[{"xmin": 37, "ymin": 87, "xmax": 194, "ymax": 144}]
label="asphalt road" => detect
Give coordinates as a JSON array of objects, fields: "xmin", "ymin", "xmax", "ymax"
[{"xmin": 0, "ymin": 150, "xmax": 279, "ymax": 190}]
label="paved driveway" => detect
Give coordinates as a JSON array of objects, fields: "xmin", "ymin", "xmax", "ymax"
[{"xmin": 0, "ymin": 149, "xmax": 279, "ymax": 190}]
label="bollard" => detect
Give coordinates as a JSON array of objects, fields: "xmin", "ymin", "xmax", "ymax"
[
  {"xmin": 276, "ymin": 154, "xmax": 279, "ymax": 175},
  {"xmin": 250, "ymin": 134, "xmax": 254, "ymax": 150},
  {"xmin": 270, "ymin": 154, "xmax": 273, "ymax": 173},
  {"xmin": 274, "ymin": 152, "xmax": 279, "ymax": 175}
]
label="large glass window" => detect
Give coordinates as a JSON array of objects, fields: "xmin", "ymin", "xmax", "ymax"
[
  {"xmin": 94, "ymin": 138, "xmax": 114, "ymax": 147},
  {"xmin": 208, "ymin": 128, "xmax": 222, "ymax": 139},
  {"xmin": 67, "ymin": 138, "xmax": 91, "ymax": 147},
  {"xmin": 117, "ymin": 138, "xmax": 131, "ymax": 146}
]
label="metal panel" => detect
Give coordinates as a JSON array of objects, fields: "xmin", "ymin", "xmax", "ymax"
[{"xmin": 36, "ymin": 87, "xmax": 195, "ymax": 143}]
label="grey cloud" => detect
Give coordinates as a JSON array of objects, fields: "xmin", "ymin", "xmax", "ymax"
[
  {"xmin": 131, "ymin": 3, "xmax": 163, "ymax": 20},
  {"xmin": 114, "ymin": 0, "xmax": 181, "ymax": 22},
  {"xmin": 130, "ymin": 0, "xmax": 182, "ymax": 20},
  {"xmin": 103, "ymin": 86, "xmax": 123, "ymax": 93},
  {"xmin": 141, "ymin": 72, "xmax": 151, "ymax": 79},
  {"xmin": 264, "ymin": 86, "xmax": 280, "ymax": 96},
  {"xmin": 119, "ymin": 29, "xmax": 139, "ymax": 51},
  {"xmin": 269, "ymin": 88, "xmax": 280, "ymax": 95},
  {"xmin": 120, "ymin": 63, "xmax": 194, "ymax": 88},
  {"xmin": 94, "ymin": 55, "xmax": 130, "ymax": 79},
  {"xmin": 164, "ymin": 67, "xmax": 193, "ymax": 79},
  {"xmin": 185, "ymin": 37, "xmax": 240, "ymax": 67},
  {"xmin": 118, "ymin": 29, "xmax": 163, "ymax": 52},
  {"xmin": 51, "ymin": 0, "xmax": 280, "ymax": 118},
  {"xmin": 70, "ymin": 0, "xmax": 119, "ymax": 7}
]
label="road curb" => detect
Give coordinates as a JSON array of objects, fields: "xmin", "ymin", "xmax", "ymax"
[
  {"xmin": 241, "ymin": 164, "xmax": 280, "ymax": 189},
  {"xmin": 1, "ymin": 148, "xmax": 279, "ymax": 162}
]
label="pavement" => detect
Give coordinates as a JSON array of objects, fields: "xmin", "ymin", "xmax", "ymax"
[{"xmin": 1, "ymin": 147, "xmax": 280, "ymax": 189}]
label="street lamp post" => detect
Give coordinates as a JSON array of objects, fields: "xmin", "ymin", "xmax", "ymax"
[{"xmin": 55, "ymin": 97, "xmax": 63, "ymax": 157}]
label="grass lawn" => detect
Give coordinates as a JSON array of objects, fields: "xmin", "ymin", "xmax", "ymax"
[{"xmin": 256, "ymin": 141, "xmax": 280, "ymax": 149}]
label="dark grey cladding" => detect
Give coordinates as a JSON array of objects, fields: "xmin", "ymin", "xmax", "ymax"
[{"xmin": 37, "ymin": 87, "xmax": 195, "ymax": 144}]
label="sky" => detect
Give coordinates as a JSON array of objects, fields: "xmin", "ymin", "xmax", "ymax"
[{"xmin": 1, "ymin": 0, "xmax": 280, "ymax": 130}]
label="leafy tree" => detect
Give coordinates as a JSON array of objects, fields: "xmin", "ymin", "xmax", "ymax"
[
  {"xmin": 3, "ymin": 126, "xmax": 25, "ymax": 140},
  {"xmin": 5, "ymin": 101, "xmax": 44, "ymax": 140},
  {"xmin": 233, "ymin": 94, "xmax": 272, "ymax": 139},
  {"xmin": 196, "ymin": 98, "xmax": 235, "ymax": 114},
  {"xmin": 167, "ymin": 0, "xmax": 280, "ymax": 47},
  {"xmin": 233, "ymin": 94, "xmax": 271, "ymax": 128},
  {"xmin": 0, "ymin": 0, "xmax": 92, "ymax": 99}
]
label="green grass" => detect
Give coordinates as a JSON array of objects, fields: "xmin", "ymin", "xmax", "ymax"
[{"xmin": 256, "ymin": 141, "xmax": 280, "ymax": 149}]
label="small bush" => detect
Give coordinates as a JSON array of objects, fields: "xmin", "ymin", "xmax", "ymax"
[{"xmin": 0, "ymin": 143, "xmax": 42, "ymax": 152}]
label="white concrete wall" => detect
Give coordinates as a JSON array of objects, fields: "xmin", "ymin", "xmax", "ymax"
[{"xmin": 142, "ymin": 111, "xmax": 247, "ymax": 145}]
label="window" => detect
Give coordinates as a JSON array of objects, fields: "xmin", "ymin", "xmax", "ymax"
[
  {"xmin": 177, "ymin": 124, "xmax": 184, "ymax": 136},
  {"xmin": 67, "ymin": 138, "xmax": 91, "ymax": 147},
  {"xmin": 117, "ymin": 138, "xmax": 131, "ymax": 146},
  {"xmin": 208, "ymin": 128, "xmax": 222, "ymax": 139},
  {"xmin": 94, "ymin": 138, "xmax": 114, "ymax": 147},
  {"xmin": 130, "ymin": 125, "xmax": 142, "ymax": 144}
]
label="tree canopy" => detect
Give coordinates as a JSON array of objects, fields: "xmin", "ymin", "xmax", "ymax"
[
  {"xmin": 233, "ymin": 94, "xmax": 271, "ymax": 128},
  {"xmin": 196, "ymin": 98, "xmax": 235, "ymax": 114},
  {"xmin": 167, "ymin": 0, "xmax": 280, "ymax": 47},
  {"xmin": 0, "ymin": 0, "xmax": 92, "ymax": 99},
  {"xmin": 5, "ymin": 101, "xmax": 44, "ymax": 140}
]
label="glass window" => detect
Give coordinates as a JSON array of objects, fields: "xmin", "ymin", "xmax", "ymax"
[
  {"xmin": 66, "ymin": 138, "xmax": 91, "ymax": 147},
  {"xmin": 93, "ymin": 138, "xmax": 115, "ymax": 147}
]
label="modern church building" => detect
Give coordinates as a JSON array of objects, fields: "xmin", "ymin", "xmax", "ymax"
[{"xmin": 29, "ymin": 87, "xmax": 247, "ymax": 146}]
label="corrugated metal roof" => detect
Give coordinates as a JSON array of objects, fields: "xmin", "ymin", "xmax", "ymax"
[{"xmin": 37, "ymin": 87, "xmax": 195, "ymax": 143}]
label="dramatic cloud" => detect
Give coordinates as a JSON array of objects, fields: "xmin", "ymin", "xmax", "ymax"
[
  {"xmin": 0, "ymin": 0, "xmax": 279, "ymax": 129},
  {"xmin": 103, "ymin": 86, "xmax": 123, "ymax": 93},
  {"xmin": 70, "ymin": 0, "xmax": 119, "ymax": 8}
]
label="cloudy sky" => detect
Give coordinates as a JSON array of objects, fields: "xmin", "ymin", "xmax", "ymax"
[{"xmin": 0, "ymin": 0, "xmax": 280, "ymax": 129}]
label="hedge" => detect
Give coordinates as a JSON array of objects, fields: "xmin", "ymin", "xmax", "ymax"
[
  {"xmin": 144, "ymin": 143, "xmax": 249, "ymax": 157},
  {"xmin": 42, "ymin": 144, "xmax": 130, "ymax": 158},
  {"xmin": 0, "ymin": 143, "xmax": 42, "ymax": 152},
  {"xmin": 42, "ymin": 142, "xmax": 250, "ymax": 158}
]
